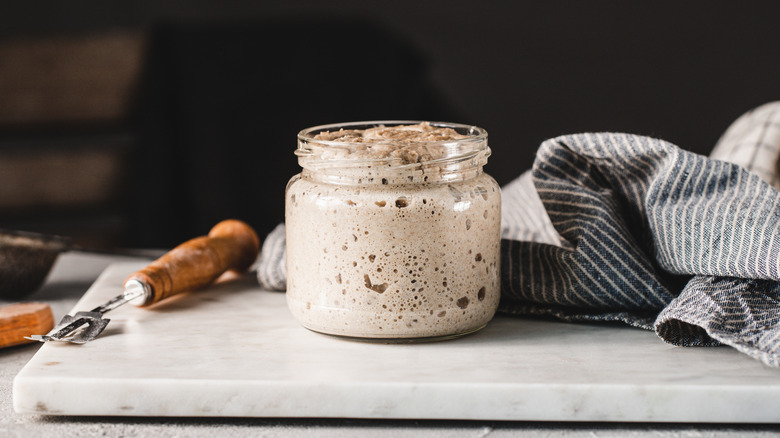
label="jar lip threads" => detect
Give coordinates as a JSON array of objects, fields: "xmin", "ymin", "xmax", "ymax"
[
  {"xmin": 298, "ymin": 120, "xmax": 487, "ymax": 144},
  {"xmin": 296, "ymin": 121, "xmax": 491, "ymax": 185},
  {"xmin": 285, "ymin": 121, "xmax": 501, "ymax": 341}
]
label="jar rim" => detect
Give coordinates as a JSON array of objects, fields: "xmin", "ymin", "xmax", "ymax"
[
  {"xmin": 296, "ymin": 120, "xmax": 489, "ymax": 171},
  {"xmin": 297, "ymin": 120, "xmax": 487, "ymax": 147}
]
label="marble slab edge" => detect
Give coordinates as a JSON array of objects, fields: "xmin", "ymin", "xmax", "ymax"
[{"xmin": 13, "ymin": 377, "xmax": 780, "ymax": 422}]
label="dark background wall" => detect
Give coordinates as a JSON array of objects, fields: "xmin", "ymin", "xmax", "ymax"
[{"xmin": 1, "ymin": 1, "xmax": 778, "ymax": 248}]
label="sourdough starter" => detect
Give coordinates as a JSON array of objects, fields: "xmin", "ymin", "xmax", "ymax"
[{"xmin": 285, "ymin": 122, "xmax": 501, "ymax": 340}]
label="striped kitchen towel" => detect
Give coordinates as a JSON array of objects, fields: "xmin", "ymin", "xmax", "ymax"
[{"xmin": 257, "ymin": 102, "xmax": 780, "ymax": 367}]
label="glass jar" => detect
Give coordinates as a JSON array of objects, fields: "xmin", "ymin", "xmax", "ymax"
[{"xmin": 285, "ymin": 121, "xmax": 501, "ymax": 341}]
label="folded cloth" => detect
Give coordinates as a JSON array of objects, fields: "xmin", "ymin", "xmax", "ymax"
[
  {"xmin": 500, "ymin": 132, "xmax": 780, "ymax": 368},
  {"xmin": 257, "ymin": 102, "xmax": 780, "ymax": 367},
  {"xmin": 256, "ymin": 223, "xmax": 286, "ymax": 291},
  {"xmin": 711, "ymin": 101, "xmax": 780, "ymax": 190}
]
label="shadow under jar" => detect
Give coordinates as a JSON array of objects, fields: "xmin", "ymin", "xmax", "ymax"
[{"xmin": 285, "ymin": 121, "xmax": 501, "ymax": 341}]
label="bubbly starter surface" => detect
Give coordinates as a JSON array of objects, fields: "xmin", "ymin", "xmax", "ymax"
[{"xmin": 286, "ymin": 175, "xmax": 501, "ymax": 338}]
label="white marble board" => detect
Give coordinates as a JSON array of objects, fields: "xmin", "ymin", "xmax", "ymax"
[{"xmin": 13, "ymin": 262, "xmax": 780, "ymax": 422}]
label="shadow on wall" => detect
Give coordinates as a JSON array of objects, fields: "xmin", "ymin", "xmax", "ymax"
[{"xmin": 129, "ymin": 18, "xmax": 461, "ymax": 248}]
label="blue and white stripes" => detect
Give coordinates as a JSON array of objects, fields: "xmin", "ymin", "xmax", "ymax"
[{"xmin": 500, "ymin": 132, "xmax": 780, "ymax": 367}]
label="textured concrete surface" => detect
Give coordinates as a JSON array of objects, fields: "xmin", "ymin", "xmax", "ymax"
[{"xmin": 2, "ymin": 253, "xmax": 780, "ymax": 437}]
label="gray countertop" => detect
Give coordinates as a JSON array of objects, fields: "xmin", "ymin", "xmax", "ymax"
[{"xmin": 2, "ymin": 252, "xmax": 780, "ymax": 437}]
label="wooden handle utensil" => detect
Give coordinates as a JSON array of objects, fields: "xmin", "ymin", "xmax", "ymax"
[
  {"xmin": 125, "ymin": 219, "xmax": 260, "ymax": 306},
  {"xmin": 27, "ymin": 219, "xmax": 260, "ymax": 344}
]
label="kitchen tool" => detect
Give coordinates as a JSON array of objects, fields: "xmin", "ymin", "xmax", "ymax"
[
  {"xmin": 0, "ymin": 228, "xmax": 159, "ymax": 300},
  {"xmin": 0, "ymin": 302, "xmax": 54, "ymax": 348},
  {"xmin": 27, "ymin": 219, "xmax": 259, "ymax": 344}
]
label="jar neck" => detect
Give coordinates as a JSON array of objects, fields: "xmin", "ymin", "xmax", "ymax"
[
  {"xmin": 301, "ymin": 148, "xmax": 490, "ymax": 186},
  {"xmin": 295, "ymin": 121, "xmax": 490, "ymax": 186}
]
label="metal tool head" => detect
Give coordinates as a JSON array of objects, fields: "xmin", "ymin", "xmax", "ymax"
[
  {"xmin": 26, "ymin": 311, "xmax": 110, "ymax": 344},
  {"xmin": 27, "ymin": 286, "xmax": 145, "ymax": 344}
]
